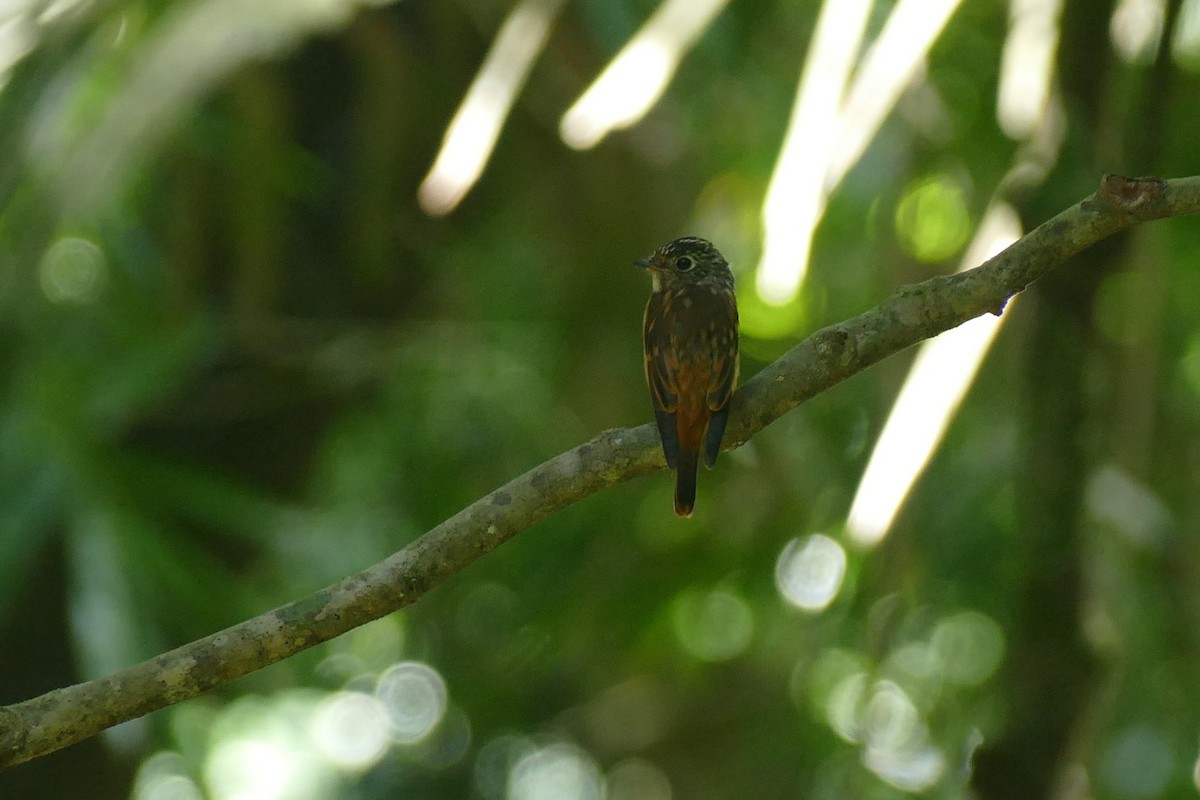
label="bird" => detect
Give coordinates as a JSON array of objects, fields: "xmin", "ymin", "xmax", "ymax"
[{"xmin": 636, "ymin": 236, "xmax": 739, "ymax": 517}]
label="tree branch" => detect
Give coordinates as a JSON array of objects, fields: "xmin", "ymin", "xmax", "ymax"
[{"xmin": 2, "ymin": 174, "xmax": 1197, "ymax": 770}]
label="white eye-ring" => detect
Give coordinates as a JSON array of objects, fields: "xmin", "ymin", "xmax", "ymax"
[{"xmin": 675, "ymin": 256, "xmax": 694, "ymax": 272}]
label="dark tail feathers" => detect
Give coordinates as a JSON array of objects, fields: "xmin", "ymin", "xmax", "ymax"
[{"xmin": 673, "ymin": 449, "xmax": 699, "ymax": 517}]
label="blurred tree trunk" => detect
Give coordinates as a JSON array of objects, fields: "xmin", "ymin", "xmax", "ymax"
[
  {"xmin": 0, "ymin": 541, "xmax": 132, "ymax": 800},
  {"xmin": 975, "ymin": 0, "xmax": 1190, "ymax": 795},
  {"xmin": 973, "ymin": 0, "xmax": 1119, "ymax": 794}
]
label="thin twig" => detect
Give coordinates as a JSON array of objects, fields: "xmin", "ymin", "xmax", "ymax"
[{"xmin": 2, "ymin": 174, "xmax": 1197, "ymax": 770}]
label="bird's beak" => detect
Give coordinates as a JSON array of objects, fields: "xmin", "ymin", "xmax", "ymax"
[{"xmin": 634, "ymin": 257, "xmax": 652, "ymax": 268}]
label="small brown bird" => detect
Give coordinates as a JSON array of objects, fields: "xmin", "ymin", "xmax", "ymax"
[{"xmin": 637, "ymin": 237, "xmax": 739, "ymax": 517}]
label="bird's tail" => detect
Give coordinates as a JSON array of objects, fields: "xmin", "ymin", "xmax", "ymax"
[{"xmin": 673, "ymin": 449, "xmax": 699, "ymax": 518}]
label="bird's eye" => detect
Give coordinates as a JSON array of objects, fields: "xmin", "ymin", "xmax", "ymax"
[{"xmin": 675, "ymin": 256, "xmax": 694, "ymax": 272}]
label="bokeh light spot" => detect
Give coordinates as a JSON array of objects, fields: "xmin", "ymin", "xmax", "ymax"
[
  {"xmin": 863, "ymin": 739, "xmax": 946, "ymax": 793},
  {"xmin": 508, "ymin": 742, "xmax": 604, "ymax": 800},
  {"xmin": 205, "ymin": 724, "xmax": 326, "ymax": 800},
  {"xmin": 825, "ymin": 671, "xmax": 868, "ymax": 742},
  {"xmin": 133, "ymin": 752, "xmax": 204, "ymax": 800},
  {"xmin": 207, "ymin": 739, "xmax": 292, "ymax": 800},
  {"xmin": 376, "ymin": 661, "xmax": 448, "ymax": 743},
  {"xmin": 894, "ymin": 176, "xmax": 971, "ymax": 262},
  {"xmin": 775, "ymin": 533, "xmax": 847, "ymax": 612},
  {"xmin": 1101, "ymin": 724, "xmax": 1173, "ymax": 798},
  {"xmin": 930, "ymin": 610, "xmax": 1005, "ymax": 686},
  {"xmin": 310, "ymin": 690, "xmax": 390, "ymax": 770},
  {"xmin": 862, "ymin": 680, "xmax": 945, "ymax": 791},
  {"xmin": 671, "ymin": 587, "xmax": 754, "ymax": 662},
  {"xmin": 38, "ymin": 236, "xmax": 107, "ymax": 304},
  {"xmin": 863, "ymin": 680, "xmax": 921, "ymax": 751},
  {"xmin": 202, "ymin": 693, "xmax": 332, "ymax": 800}
]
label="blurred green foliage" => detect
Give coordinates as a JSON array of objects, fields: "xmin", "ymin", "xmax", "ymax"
[{"xmin": 2, "ymin": 0, "xmax": 1200, "ymax": 799}]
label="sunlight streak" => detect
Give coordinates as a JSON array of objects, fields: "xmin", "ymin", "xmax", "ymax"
[
  {"xmin": 997, "ymin": 0, "xmax": 1063, "ymax": 139},
  {"xmin": 559, "ymin": 0, "xmax": 730, "ymax": 150},
  {"xmin": 1110, "ymin": 0, "xmax": 1165, "ymax": 62},
  {"xmin": 846, "ymin": 202, "xmax": 1022, "ymax": 547},
  {"xmin": 0, "ymin": 13, "xmax": 36, "ymax": 89},
  {"xmin": 829, "ymin": 0, "xmax": 964, "ymax": 185},
  {"xmin": 754, "ymin": 0, "xmax": 872, "ymax": 305},
  {"xmin": 847, "ymin": 0, "xmax": 1063, "ymax": 548},
  {"xmin": 756, "ymin": 0, "xmax": 968, "ymax": 305},
  {"xmin": 1175, "ymin": 0, "xmax": 1200, "ymax": 63},
  {"xmin": 418, "ymin": 0, "xmax": 564, "ymax": 215}
]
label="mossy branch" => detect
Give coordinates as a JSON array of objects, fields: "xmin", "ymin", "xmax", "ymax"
[{"xmin": 2, "ymin": 174, "xmax": 1197, "ymax": 770}]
